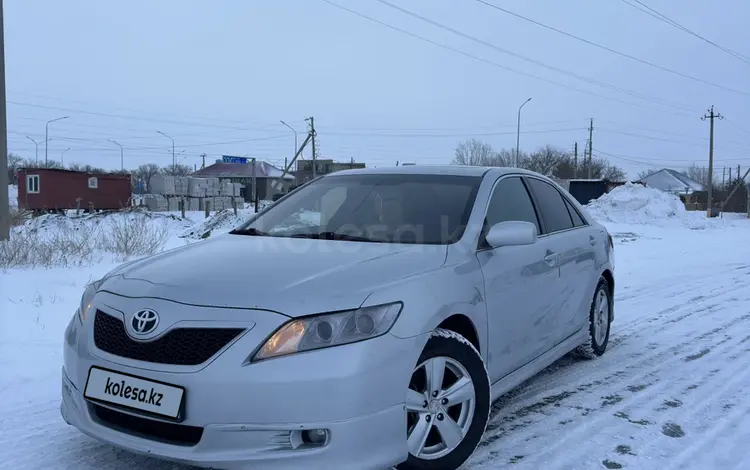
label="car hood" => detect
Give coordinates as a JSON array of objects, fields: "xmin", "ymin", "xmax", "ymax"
[{"xmin": 100, "ymin": 234, "xmax": 447, "ymax": 316}]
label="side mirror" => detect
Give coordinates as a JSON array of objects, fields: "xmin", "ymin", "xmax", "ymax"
[{"xmin": 485, "ymin": 221, "xmax": 537, "ymax": 248}]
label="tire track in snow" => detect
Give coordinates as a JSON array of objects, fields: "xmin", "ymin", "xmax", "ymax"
[
  {"xmin": 468, "ymin": 271, "xmax": 750, "ymax": 469},
  {"xmin": 550, "ymin": 324, "xmax": 750, "ymax": 470},
  {"xmin": 469, "ymin": 310, "xmax": 750, "ymax": 468}
]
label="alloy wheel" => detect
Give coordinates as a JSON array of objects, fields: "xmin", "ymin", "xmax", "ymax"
[
  {"xmin": 406, "ymin": 356, "xmax": 476, "ymax": 460},
  {"xmin": 594, "ymin": 289, "xmax": 610, "ymax": 345}
]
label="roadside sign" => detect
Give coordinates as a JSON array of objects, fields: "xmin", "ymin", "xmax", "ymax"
[{"xmin": 222, "ymin": 155, "xmax": 248, "ymax": 164}]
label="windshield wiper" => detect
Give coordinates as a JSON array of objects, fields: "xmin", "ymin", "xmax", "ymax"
[
  {"xmin": 288, "ymin": 231, "xmax": 384, "ymax": 243},
  {"xmin": 229, "ymin": 227, "xmax": 269, "ymax": 236}
]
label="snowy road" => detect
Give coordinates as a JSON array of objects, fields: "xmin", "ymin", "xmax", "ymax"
[{"xmin": 2, "ymin": 218, "xmax": 750, "ymax": 469}]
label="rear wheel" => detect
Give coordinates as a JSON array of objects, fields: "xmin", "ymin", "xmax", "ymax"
[
  {"xmin": 575, "ymin": 277, "xmax": 612, "ymax": 359},
  {"xmin": 397, "ymin": 329, "xmax": 490, "ymax": 470}
]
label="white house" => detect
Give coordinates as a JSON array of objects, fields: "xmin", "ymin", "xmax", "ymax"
[{"xmin": 641, "ymin": 169, "xmax": 704, "ymax": 195}]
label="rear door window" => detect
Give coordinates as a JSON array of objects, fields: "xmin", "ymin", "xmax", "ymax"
[
  {"xmin": 564, "ymin": 198, "xmax": 586, "ymax": 227},
  {"xmin": 525, "ymin": 178, "xmax": 574, "ymax": 234}
]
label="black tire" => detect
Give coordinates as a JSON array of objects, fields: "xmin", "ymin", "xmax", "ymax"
[
  {"xmin": 397, "ymin": 328, "xmax": 490, "ymax": 470},
  {"xmin": 574, "ymin": 276, "xmax": 612, "ymax": 360}
]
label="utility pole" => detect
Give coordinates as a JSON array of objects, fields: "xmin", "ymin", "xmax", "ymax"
[
  {"xmin": 45, "ymin": 115, "xmax": 69, "ymax": 166},
  {"xmin": 26, "ymin": 136, "xmax": 39, "ymax": 163},
  {"xmin": 587, "ymin": 118, "xmax": 594, "ymax": 179},
  {"xmin": 720, "ymin": 167, "xmax": 750, "ymax": 214},
  {"xmin": 722, "ymin": 167, "xmax": 726, "ymax": 188},
  {"xmin": 516, "ymin": 97, "xmax": 532, "ymax": 167},
  {"xmin": 108, "ymin": 139, "xmax": 124, "ymax": 170},
  {"xmin": 573, "ymin": 142, "xmax": 578, "ymax": 178},
  {"xmin": 307, "ymin": 117, "xmax": 317, "ymax": 178},
  {"xmin": 200, "ymin": 153, "xmax": 206, "ymax": 169},
  {"xmin": 0, "ymin": 0, "xmax": 9, "ymax": 241},
  {"xmin": 701, "ymin": 106, "xmax": 722, "ymax": 217},
  {"xmin": 251, "ymin": 157, "xmax": 258, "ymax": 213}
]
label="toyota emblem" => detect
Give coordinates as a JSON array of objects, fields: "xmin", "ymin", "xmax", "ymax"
[{"xmin": 131, "ymin": 309, "xmax": 159, "ymax": 335}]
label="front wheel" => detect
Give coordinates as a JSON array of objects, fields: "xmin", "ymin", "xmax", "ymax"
[{"xmin": 397, "ymin": 329, "xmax": 490, "ymax": 470}]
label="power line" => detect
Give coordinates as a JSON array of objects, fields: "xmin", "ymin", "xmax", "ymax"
[
  {"xmin": 319, "ymin": 127, "xmax": 587, "ymax": 137},
  {"xmin": 8, "ymin": 90, "xmax": 306, "ymax": 129},
  {"xmin": 597, "ymin": 127, "xmax": 750, "ymax": 153},
  {"xmin": 370, "ymin": 0, "xmax": 700, "ymax": 113},
  {"xmin": 7, "ymin": 100, "xmax": 299, "ymax": 131},
  {"xmin": 618, "ymin": 0, "xmax": 750, "ymax": 66},
  {"xmin": 318, "ymin": 0, "xmax": 697, "ymax": 118},
  {"xmin": 593, "ymin": 148, "xmax": 702, "ymax": 169},
  {"xmin": 474, "ymin": 0, "xmax": 750, "ymax": 96}
]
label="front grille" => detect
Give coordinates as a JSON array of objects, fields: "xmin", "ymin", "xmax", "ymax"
[
  {"xmin": 93, "ymin": 310, "xmax": 244, "ymax": 366},
  {"xmin": 92, "ymin": 404, "xmax": 203, "ymax": 446}
]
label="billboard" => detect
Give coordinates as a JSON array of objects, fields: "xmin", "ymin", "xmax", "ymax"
[{"xmin": 222, "ymin": 155, "xmax": 249, "ymax": 164}]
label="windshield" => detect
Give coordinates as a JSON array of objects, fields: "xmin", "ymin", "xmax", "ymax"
[{"xmin": 234, "ymin": 173, "xmax": 482, "ymax": 244}]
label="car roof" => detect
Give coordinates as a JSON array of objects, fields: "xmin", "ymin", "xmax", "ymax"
[{"xmin": 327, "ymin": 165, "xmax": 540, "ymax": 178}]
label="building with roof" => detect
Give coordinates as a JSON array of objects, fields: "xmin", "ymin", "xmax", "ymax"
[
  {"xmin": 641, "ymin": 168, "xmax": 704, "ymax": 195},
  {"xmin": 295, "ymin": 158, "xmax": 366, "ymax": 185},
  {"xmin": 192, "ymin": 160, "xmax": 294, "ymax": 201}
]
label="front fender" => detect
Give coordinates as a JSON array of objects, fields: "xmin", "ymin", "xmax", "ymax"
[{"xmin": 363, "ymin": 259, "xmax": 488, "ymax": 361}]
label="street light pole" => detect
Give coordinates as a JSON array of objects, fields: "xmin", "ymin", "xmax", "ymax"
[
  {"xmin": 61, "ymin": 147, "xmax": 70, "ymax": 166},
  {"xmin": 280, "ymin": 120, "xmax": 298, "ymax": 159},
  {"xmin": 0, "ymin": 0, "xmax": 9, "ymax": 241},
  {"xmin": 26, "ymin": 136, "xmax": 39, "ymax": 163},
  {"xmin": 515, "ymin": 97, "xmax": 532, "ymax": 168},
  {"xmin": 156, "ymin": 130, "xmax": 175, "ymax": 168},
  {"xmin": 108, "ymin": 139, "xmax": 124, "ymax": 170},
  {"xmin": 45, "ymin": 115, "xmax": 69, "ymax": 166}
]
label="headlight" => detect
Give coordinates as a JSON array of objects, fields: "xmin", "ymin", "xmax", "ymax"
[
  {"xmin": 77, "ymin": 279, "xmax": 102, "ymax": 323},
  {"xmin": 251, "ymin": 302, "xmax": 403, "ymax": 362}
]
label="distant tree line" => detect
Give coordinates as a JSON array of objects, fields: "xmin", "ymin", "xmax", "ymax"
[
  {"xmin": 452, "ymin": 138, "xmax": 627, "ymax": 181},
  {"xmin": 5, "ymin": 153, "xmax": 193, "ymax": 193}
]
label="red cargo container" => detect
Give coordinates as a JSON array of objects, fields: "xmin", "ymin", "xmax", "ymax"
[{"xmin": 16, "ymin": 168, "xmax": 132, "ymax": 213}]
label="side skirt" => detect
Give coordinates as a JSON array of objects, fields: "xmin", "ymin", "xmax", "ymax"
[{"xmin": 489, "ymin": 326, "xmax": 588, "ymax": 403}]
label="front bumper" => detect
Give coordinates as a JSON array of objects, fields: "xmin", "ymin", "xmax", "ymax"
[{"xmin": 62, "ymin": 302, "xmax": 428, "ymax": 470}]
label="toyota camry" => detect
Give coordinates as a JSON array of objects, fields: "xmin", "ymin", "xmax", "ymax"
[{"xmin": 61, "ymin": 165, "xmax": 615, "ymax": 470}]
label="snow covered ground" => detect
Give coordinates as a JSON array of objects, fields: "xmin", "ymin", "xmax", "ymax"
[{"xmin": 2, "ymin": 184, "xmax": 750, "ymax": 469}]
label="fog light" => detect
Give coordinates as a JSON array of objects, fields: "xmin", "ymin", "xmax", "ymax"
[{"xmin": 301, "ymin": 428, "xmax": 329, "ymax": 446}]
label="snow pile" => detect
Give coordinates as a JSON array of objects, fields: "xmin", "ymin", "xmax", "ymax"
[
  {"xmin": 180, "ymin": 208, "xmax": 255, "ymax": 239},
  {"xmin": 586, "ymin": 182, "xmax": 688, "ymax": 225},
  {"xmin": 0, "ymin": 212, "xmax": 179, "ymax": 269},
  {"xmin": 179, "ymin": 200, "xmax": 274, "ymax": 239}
]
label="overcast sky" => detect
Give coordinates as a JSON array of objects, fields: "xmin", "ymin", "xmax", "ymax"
[{"xmin": 5, "ymin": 0, "xmax": 750, "ymax": 178}]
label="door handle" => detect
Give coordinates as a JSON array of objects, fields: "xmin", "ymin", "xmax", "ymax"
[
  {"xmin": 544, "ymin": 252, "xmax": 558, "ymax": 266},
  {"xmin": 589, "ymin": 236, "xmax": 597, "ymax": 246}
]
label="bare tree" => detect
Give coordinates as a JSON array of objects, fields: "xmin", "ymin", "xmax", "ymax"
[
  {"xmin": 681, "ymin": 163, "xmax": 720, "ymax": 187},
  {"xmin": 451, "ymin": 141, "xmax": 626, "ymax": 181},
  {"xmin": 133, "ymin": 163, "xmax": 162, "ymax": 193},
  {"xmin": 161, "ymin": 163, "xmax": 192, "ymax": 176},
  {"xmin": 67, "ymin": 162, "xmax": 107, "ymax": 174},
  {"xmin": 636, "ymin": 169, "xmax": 656, "ymax": 181},
  {"xmin": 6, "ymin": 153, "xmax": 23, "ymax": 184},
  {"xmin": 20, "ymin": 158, "xmax": 64, "ymax": 170},
  {"xmin": 520, "ymin": 145, "xmax": 566, "ymax": 176},
  {"xmin": 453, "ymin": 139, "xmax": 500, "ymax": 166}
]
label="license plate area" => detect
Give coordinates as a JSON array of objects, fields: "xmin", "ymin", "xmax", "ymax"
[{"xmin": 84, "ymin": 366, "xmax": 185, "ymax": 420}]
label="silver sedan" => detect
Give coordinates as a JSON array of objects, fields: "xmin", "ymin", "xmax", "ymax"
[{"xmin": 61, "ymin": 165, "xmax": 615, "ymax": 470}]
